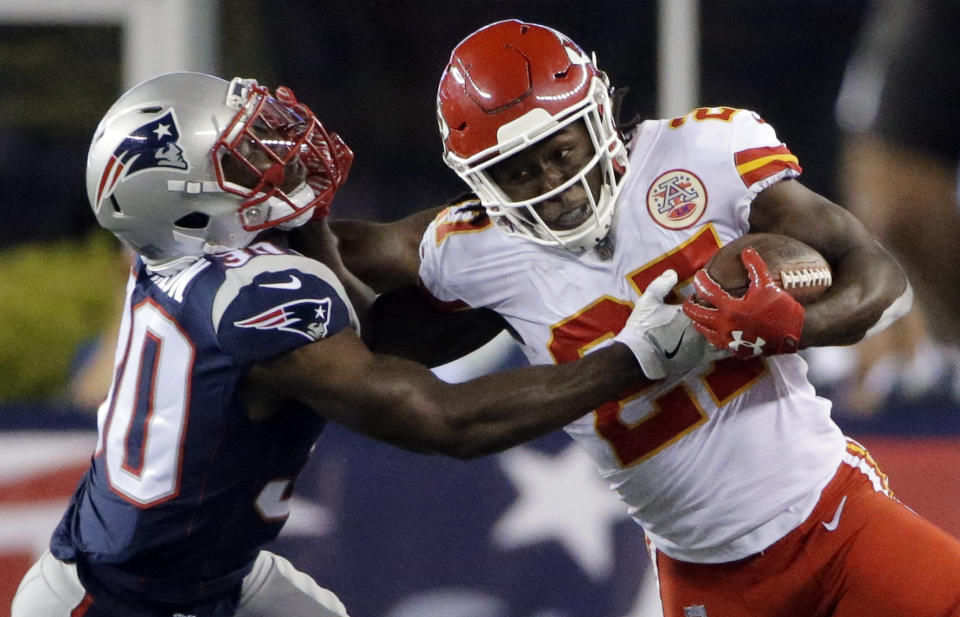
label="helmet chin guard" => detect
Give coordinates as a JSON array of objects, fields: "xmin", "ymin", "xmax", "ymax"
[
  {"xmin": 437, "ymin": 20, "xmax": 630, "ymax": 253},
  {"xmin": 87, "ymin": 72, "xmax": 353, "ymax": 265}
]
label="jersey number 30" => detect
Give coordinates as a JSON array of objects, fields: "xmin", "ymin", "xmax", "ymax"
[{"xmin": 96, "ymin": 298, "xmax": 191, "ymax": 506}]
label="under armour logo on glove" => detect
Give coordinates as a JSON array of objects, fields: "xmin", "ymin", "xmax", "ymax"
[
  {"xmin": 728, "ymin": 330, "xmax": 766, "ymax": 357},
  {"xmin": 681, "ymin": 247, "xmax": 805, "ymax": 358}
]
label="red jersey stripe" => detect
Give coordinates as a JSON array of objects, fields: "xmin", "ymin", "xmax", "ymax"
[
  {"xmin": 739, "ymin": 158, "xmax": 801, "ymax": 186},
  {"xmin": 71, "ymin": 594, "xmax": 94, "ymax": 617},
  {"xmin": 734, "ymin": 144, "xmax": 792, "ymax": 166},
  {"xmin": 735, "ymin": 145, "xmax": 801, "ymax": 187}
]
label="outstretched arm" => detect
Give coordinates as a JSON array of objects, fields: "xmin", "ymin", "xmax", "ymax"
[
  {"xmin": 245, "ymin": 270, "xmax": 708, "ymax": 459},
  {"xmin": 249, "ymin": 327, "xmax": 643, "ymax": 459}
]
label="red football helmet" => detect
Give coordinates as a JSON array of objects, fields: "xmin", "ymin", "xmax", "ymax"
[{"xmin": 437, "ymin": 20, "xmax": 630, "ymax": 253}]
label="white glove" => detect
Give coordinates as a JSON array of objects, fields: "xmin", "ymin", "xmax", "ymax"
[{"xmin": 613, "ymin": 269, "xmax": 721, "ymax": 381}]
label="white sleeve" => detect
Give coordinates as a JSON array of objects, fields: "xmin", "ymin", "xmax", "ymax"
[
  {"xmin": 418, "ymin": 208, "xmax": 476, "ymax": 308},
  {"xmin": 728, "ymin": 110, "xmax": 804, "ymax": 226}
]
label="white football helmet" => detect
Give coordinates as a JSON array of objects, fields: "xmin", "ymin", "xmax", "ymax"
[
  {"xmin": 87, "ymin": 71, "xmax": 353, "ymax": 266},
  {"xmin": 436, "ymin": 20, "xmax": 630, "ymax": 253}
]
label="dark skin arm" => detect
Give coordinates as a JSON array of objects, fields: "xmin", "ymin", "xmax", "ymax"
[
  {"xmin": 296, "ymin": 182, "xmax": 905, "ymax": 350},
  {"xmin": 290, "ymin": 207, "xmax": 442, "ymax": 293},
  {"xmin": 288, "ymin": 209, "xmax": 508, "ymax": 363},
  {"xmin": 274, "ymin": 219, "xmax": 377, "ymax": 330},
  {"xmin": 245, "ymin": 327, "xmax": 645, "ymax": 459},
  {"xmin": 748, "ymin": 178, "xmax": 909, "ymax": 347}
]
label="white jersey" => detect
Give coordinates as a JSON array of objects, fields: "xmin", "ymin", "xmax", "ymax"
[{"xmin": 419, "ymin": 107, "xmax": 846, "ymax": 563}]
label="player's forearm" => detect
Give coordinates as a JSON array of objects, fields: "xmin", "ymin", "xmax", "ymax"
[
  {"xmin": 328, "ymin": 219, "xmax": 413, "ymax": 291},
  {"xmin": 750, "ymin": 181, "xmax": 911, "ymax": 348},
  {"xmin": 422, "ymin": 343, "xmax": 644, "ymax": 458},
  {"xmin": 284, "ymin": 219, "xmax": 376, "ymax": 316},
  {"xmin": 258, "ymin": 329, "xmax": 643, "ymax": 460},
  {"xmin": 802, "ymin": 239, "xmax": 909, "ymax": 347},
  {"xmin": 328, "ymin": 208, "xmax": 441, "ymax": 293}
]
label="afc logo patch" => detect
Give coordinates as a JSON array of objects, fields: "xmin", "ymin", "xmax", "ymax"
[
  {"xmin": 646, "ymin": 168, "xmax": 708, "ymax": 230},
  {"xmin": 94, "ymin": 108, "xmax": 189, "ymax": 213}
]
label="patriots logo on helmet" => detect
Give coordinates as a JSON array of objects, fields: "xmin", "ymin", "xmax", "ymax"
[
  {"xmin": 94, "ymin": 109, "xmax": 189, "ymax": 212},
  {"xmin": 233, "ymin": 298, "xmax": 333, "ymax": 340}
]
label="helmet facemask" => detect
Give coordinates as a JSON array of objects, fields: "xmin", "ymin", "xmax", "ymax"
[
  {"xmin": 87, "ymin": 73, "xmax": 354, "ymax": 267},
  {"xmin": 214, "ymin": 78, "xmax": 353, "ymax": 233},
  {"xmin": 447, "ymin": 77, "xmax": 626, "ymax": 253},
  {"xmin": 437, "ymin": 18, "xmax": 631, "ymax": 254}
]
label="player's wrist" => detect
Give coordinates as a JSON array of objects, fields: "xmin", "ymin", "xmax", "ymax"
[
  {"xmin": 587, "ymin": 336, "xmax": 664, "ymax": 380},
  {"xmin": 611, "ymin": 334, "xmax": 667, "ymax": 380}
]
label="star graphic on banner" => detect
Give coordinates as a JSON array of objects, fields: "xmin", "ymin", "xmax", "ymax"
[
  {"xmin": 491, "ymin": 442, "xmax": 629, "ymax": 581},
  {"xmin": 278, "ymin": 496, "xmax": 335, "ymax": 538},
  {"xmin": 153, "ymin": 123, "xmax": 172, "ymax": 139}
]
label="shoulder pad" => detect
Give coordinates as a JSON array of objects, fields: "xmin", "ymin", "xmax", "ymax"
[{"xmin": 212, "ymin": 249, "xmax": 358, "ymax": 363}]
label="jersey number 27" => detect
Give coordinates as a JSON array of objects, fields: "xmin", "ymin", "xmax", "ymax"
[{"xmin": 548, "ymin": 227, "xmax": 765, "ymax": 467}]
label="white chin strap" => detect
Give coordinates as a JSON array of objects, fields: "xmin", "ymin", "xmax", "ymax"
[
  {"xmin": 202, "ymin": 183, "xmax": 319, "ymax": 258},
  {"xmin": 274, "ymin": 182, "xmax": 318, "ymax": 230}
]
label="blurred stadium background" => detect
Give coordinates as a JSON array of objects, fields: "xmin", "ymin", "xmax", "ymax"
[{"xmin": 1, "ymin": 1, "xmax": 957, "ymax": 615}]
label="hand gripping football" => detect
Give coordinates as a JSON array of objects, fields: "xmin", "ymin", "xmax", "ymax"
[{"xmin": 702, "ymin": 233, "xmax": 832, "ymax": 304}]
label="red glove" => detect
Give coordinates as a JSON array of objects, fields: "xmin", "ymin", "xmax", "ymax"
[{"xmin": 682, "ymin": 247, "xmax": 805, "ymax": 358}]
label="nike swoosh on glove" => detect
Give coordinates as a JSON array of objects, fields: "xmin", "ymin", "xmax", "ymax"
[
  {"xmin": 682, "ymin": 247, "xmax": 805, "ymax": 358},
  {"xmin": 613, "ymin": 269, "xmax": 720, "ymax": 380}
]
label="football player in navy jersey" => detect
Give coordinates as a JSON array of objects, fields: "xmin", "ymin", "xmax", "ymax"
[{"xmin": 11, "ymin": 72, "xmax": 707, "ymax": 617}]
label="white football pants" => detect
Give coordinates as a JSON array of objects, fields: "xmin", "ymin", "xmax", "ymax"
[{"xmin": 11, "ymin": 549, "xmax": 350, "ymax": 617}]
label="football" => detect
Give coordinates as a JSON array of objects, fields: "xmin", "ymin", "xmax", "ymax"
[{"xmin": 701, "ymin": 233, "xmax": 832, "ymax": 304}]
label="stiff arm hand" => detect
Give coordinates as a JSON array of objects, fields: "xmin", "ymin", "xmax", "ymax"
[{"xmin": 613, "ymin": 269, "xmax": 718, "ymax": 380}]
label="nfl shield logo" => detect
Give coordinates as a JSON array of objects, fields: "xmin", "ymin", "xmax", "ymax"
[{"xmin": 94, "ymin": 109, "xmax": 189, "ymax": 212}]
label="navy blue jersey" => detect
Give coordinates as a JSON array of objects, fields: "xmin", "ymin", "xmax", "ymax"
[{"xmin": 51, "ymin": 241, "xmax": 358, "ymax": 612}]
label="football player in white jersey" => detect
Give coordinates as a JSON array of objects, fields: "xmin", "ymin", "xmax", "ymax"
[
  {"xmin": 316, "ymin": 19, "xmax": 960, "ymax": 617},
  {"xmin": 11, "ymin": 71, "xmax": 704, "ymax": 617}
]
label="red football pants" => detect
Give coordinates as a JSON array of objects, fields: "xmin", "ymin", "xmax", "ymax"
[{"xmin": 653, "ymin": 441, "xmax": 960, "ymax": 617}]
